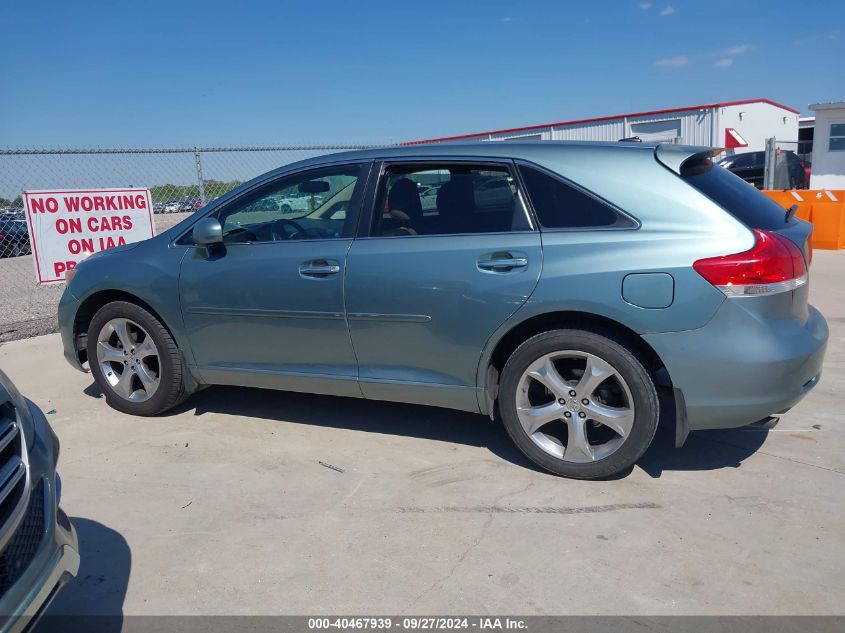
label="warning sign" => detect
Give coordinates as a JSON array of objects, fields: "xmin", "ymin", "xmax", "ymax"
[{"xmin": 23, "ymin": 188, "xmax": 156, "ymax": 284}]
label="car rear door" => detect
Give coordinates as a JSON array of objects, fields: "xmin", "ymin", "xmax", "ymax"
[{"xmin": 344, "ymin": 159, "xmax": 542, "ymax": 412}]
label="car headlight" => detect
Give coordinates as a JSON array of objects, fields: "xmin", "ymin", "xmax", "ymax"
[{"xmin": 0, "ymin": 369, "xmax": 35, "ymax": 450}]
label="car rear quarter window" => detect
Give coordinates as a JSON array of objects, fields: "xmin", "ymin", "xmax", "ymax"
[
  {"xmin": 518, "ymin": 164, "xmax": 633, "ymax": 229},
  {"xmin": 682, "ymin": 158, "xmax": 790, "ymax": 231}
]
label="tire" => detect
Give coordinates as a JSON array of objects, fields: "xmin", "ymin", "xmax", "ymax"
[
  {"xmin": 498, "ymin": 328, "xmax": 659, "ymax": 479},
  {"xmin": 87, "ymin": 301, "xmax": 187, "ymax": 416}
]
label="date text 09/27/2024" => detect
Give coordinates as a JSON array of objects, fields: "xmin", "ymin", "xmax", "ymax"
[{"xmin": 307, "ymin": 618, "xmax": 528, "ymax": 630}]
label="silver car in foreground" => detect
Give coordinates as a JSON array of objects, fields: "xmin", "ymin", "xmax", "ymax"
[{"xmin": 0, "ymin": 371, "xmax": 78, "ymax": 632}]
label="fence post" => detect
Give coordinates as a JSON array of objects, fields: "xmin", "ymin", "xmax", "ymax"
[
  {"xmin": 763, "ymin": 137, "xmax": 776, "ymax": 190},
  {"xmin": 193, "ymin": 147, "xmax": 206, "ymax": 204}
]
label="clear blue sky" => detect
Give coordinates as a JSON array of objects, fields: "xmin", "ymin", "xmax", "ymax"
[{"xmin": 1, "ymin": 0, "xmax": 843, "ymax": 147}]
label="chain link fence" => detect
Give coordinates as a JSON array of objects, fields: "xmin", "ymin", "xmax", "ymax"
[
  {"xmin": 763, "ymin": 138, "xmax": 806, "ymax": 190},
  {"xmin": 0, "ymin": 145, "xmax": 376, "ymax": 342}
]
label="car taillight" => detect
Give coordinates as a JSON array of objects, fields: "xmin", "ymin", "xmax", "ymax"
[{"xmin": 693, "ymin": 229, "xmax": 808, "ymax": 296}]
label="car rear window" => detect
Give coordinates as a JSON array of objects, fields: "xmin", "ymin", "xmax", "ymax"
[{"xmin": 682, "ymin": 158, "xmax": 791, "ymax": 231}]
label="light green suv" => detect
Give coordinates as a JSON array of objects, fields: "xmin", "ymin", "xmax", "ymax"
[{"xmin": 58, "ymin": 142, "xmax": 827, "ymax": 479}]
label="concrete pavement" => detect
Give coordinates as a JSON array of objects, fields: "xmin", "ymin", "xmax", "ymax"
[{"xmin": 1, "ymin": 251, "xmax": 843, "ymax": 617}]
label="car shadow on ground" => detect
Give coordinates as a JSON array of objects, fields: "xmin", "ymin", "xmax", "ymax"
[
  {"xmin": 630, "ymin": 389, "xmax": 770, "ymax": 478},
  {"xmin": 35, "ymin": 518, "xmax": 131, "ymax": 633},
  {"xmin": 152, "ymin": 384, "xmax": 769, "ymax": 480},
  {"xmin": 170, "ymin": 384, "xmax": 544, "ymax": 473}
]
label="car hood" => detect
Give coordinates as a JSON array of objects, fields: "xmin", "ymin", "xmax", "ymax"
[{"xmin": 81, "ymin": 239, "xmax": 143, "ymax": 263}]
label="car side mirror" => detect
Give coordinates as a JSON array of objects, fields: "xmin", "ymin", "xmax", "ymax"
[{"xmin": 193, "ymin": 217, "xmax": 223, "ymax": 246}]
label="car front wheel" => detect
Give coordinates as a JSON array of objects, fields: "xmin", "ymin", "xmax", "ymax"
[
  {"xmin": 498, "ymin": 328, "xmax": 659, "ymax": 479},
  {"xmin": 87, "ymin": 301, "xmax": 187, "ymax": 416}
]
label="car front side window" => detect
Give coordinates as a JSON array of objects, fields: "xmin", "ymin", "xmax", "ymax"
[{"xmin": 200, "ymin": 164, "xmax": 365, "ymax": 244}]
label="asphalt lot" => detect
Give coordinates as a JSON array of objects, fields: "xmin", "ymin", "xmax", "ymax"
[
  {"xmin": 0, "ymin": 212, "xmax": 193, "ymax": 342},
  {"xmin": 0, "ymin": 250, "xmax": 842, "ymax": 618}
]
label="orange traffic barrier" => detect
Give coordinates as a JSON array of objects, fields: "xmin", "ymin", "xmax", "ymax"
[
  {"xmin": 809, "ymin": 191, "xmax": 845, "ymax": 250},
  {"xmin": 762, "ymin": 190, "xmax": 845, "ymax": 250}
]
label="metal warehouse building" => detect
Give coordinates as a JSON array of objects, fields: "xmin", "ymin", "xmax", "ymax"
[{"xmin": 414, "ymin": 98, "xmax": 800, "ymax": 154}]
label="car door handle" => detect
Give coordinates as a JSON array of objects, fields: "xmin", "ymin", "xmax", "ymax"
[
  {"xmin": 477, "ymin": 254, "xmax": 529, "ymax": 272},
  {"xmin": 300, "ymin": 259, "xmax": 341, "ymax": 278}
]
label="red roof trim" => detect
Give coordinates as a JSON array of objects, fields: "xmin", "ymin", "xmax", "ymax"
[{"xmin": 405, "ymin": 98, "xmax": 800, "ymax": 144}]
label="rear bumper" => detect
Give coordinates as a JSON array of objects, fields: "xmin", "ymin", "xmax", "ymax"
[{"xmin": 644, "ymin": 303, "xmax": 828, "ymax": 431}]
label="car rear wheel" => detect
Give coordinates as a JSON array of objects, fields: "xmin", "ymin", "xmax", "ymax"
[
  {"xmin": 498, "ymin": 328, "xmax": 659, "ymax": 479},
  {"xmin": 87, "ymin": 301, "xmax": 187, "ymax": 416}
]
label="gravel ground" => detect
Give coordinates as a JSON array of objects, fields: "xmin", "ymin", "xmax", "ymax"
[{"xmin": 0, "ymin": 212, "xmax": 194, "ymax": 342}]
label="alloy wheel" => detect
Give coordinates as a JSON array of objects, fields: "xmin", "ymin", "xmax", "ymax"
[
  {"xmin": 515, "ymin": 351, "xmax": 635, "ymax": 463},
  {"xmin": 96, "ymin": 318, "xmax": 161, "ymax": 402}
]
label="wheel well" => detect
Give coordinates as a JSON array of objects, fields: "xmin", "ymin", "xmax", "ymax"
[
  {"xmin": 74, "ymin": 290, "xmax": 176, "ymax": 366},
  {"xmin": 488, "ymin": 311, "xmax": 671, "ymax": 387}
]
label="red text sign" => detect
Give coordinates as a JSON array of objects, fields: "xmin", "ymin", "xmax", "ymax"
[{"xmin": 23, "ymin": 188, "xmax": 156, "ymax": 284}]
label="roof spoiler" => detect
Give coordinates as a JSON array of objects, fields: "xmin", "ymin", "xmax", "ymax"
[{"xmin": 655, "ymin": 144, "xmax": 724, "ymax": 175}]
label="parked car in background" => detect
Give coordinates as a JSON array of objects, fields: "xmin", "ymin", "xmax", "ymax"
[
  {"xmin": 419, "ymin": 184, "xmax": 441, "ymax": 212},
  {"xmin": 474, "ymin": 174, "xmax": 517, "ymax": 209},
  {"xmin": 0, "ymin": 210, "xmax": 24, "ymax": 222},
  {"xmin": 58, "ymin": 142, "xmax": 826, "ymax": 479},
  {"xmin": 0, "ymin": 370, "xmax": 79, "ymax": 631},
  {"xmin": 153, "ymin": 202, "xmax": 166, "ymax": 214},
  {"xmin": 718, "ymin": 150, "xmax": 808, "ymax": 189},
  {"xmin": 276, "ymin": 191, "xmax": 323, "ymax": 214},
  {"xmin": 163, "ymin": 200, "xmax": 182, "ymax": 213},
  {"xmin": 0, "ymin": 218, "xmax": 30, "ymax": 258}
]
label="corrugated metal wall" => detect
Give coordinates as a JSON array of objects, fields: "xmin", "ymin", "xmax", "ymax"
[
  {"xmin": 552, "ymin": 120, "xmax": 627, "ymax": 142},
  {"xmin": 480, "ymin": 109, "xmax": 715, "ymax": 145}
]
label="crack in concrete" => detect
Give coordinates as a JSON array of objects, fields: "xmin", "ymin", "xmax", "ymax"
[
  {"xmin": 397, "ymin": 501, "xmax": 661, "ymax": 514},
  {"xmin": 400, "ymin": 478, "xmax": 556, "ymax": 615}
]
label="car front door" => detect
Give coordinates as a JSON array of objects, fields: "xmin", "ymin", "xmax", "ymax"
[
  {"xmin": 178, "ymin": 161, "xmax": 372, "ymax": 397},
  {"xmin": 344, "ymin": 160, "xmax": 542, "ymax": 412}
]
